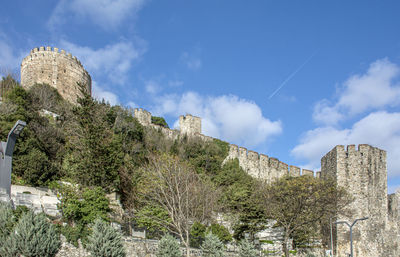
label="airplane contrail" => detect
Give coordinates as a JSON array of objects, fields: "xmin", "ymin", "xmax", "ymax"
[{"xmin": 268, "ymin": 50, "xmax": 318, "ymax": 100}]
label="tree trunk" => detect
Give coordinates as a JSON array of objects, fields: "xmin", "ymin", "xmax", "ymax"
[
  {"xmin": 186, "ymin": 232, "xmax": 190, "ymax": 257},
  {"xmin": 283, "ymin": 231, "xmax": 290, "ymax": 257}
]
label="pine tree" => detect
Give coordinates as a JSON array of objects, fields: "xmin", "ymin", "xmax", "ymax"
[
  {"xmin": 238, "ymin": 239, "xmax": 258, "ymax": 257},
  {"xmin": 13, "ymin": 211, "xmax": 61, "ymax": 257},
  {"xmin": 157, "ymin": 234, "xmax": 183, "ymax": 257},
  {"xmin": 201, "ymin": 232, "xmax": 225, "ymax": 257},
  {"xmin": 85, "ymin": 218, "xmax": 126, "ymax": 257}
]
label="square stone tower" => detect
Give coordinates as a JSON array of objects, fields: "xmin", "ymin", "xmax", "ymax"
[
  {"xmin": 179, "ymin": 114, "xmax": 201, "ymax": 135},
  {"xmin": 321, "ymin": 144, "xmax": 388, "ymax": 257}
]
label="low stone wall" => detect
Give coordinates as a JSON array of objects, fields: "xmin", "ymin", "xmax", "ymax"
[{"xmin": 0, "ymin": 185, "xmax": 60, "ymax": 217}]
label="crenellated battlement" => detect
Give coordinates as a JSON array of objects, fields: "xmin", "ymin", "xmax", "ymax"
[
  {"xmin": 224, "ymin": 143, "xmax": 318, "ymax": 182},
  {"xmin": 24, "ymin": 46, "xmax": 88, "ymax": 74},
  {"xmin": 134, "ymin": 108, "xmax": 152, "ymax": 126},
  {"xmin": 21, "ymin": 46, "xmax": 91, "ymax": 104},
  {"xmin": 179, "ymin": 114, "xmax": 201, "ymax": 135}
]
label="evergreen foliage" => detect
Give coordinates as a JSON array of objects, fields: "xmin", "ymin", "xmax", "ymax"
[
  {"xmin": 201, "ymin": 233, "xmax": 225, "ymax": 257},
  {"xmin": 238, "ymin": 239, "xmax": 258, "ymax": 257},
  {"xmin": 255, "ymin": 175, "xmax": 352, "ymax": 257},
  {"xmin": 0, "ymin": 202, "xmax": 19, "ymax": 257},
  {"xmin": 0, "ymin": 202, "xmax": 15, "ymax": 239},
  {"xmin": 156, "ymin": 234, "xmax": 183, "ymax": 257},
  {"xmin": 207, "ymin": 223, "xmax": 232, "ymax": 243},
  {"xmin": 86, "ymin": 218, "xmax": 126, "ymax": 257},
  {"xmin": 12, "ymin": 211, "xmax": 61, "ymax": 257},
  {"xmin": 52, "ymin": 183, "xmax": 110, "ymax": 245},
  {"xmin": 151, "ymin": 116, "xmax": 169, "ymax": 128},
  {"xmin": 190, "ymin": 221, "xmax": 206, "ymax": 248}
]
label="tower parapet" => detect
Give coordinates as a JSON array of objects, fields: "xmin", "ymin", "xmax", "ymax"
[
  {"xmin": 179, "ymin": 114, "xmax": 201, "ymax": 135},
  {"xmin": 21, "ymin": 46, "xmax": 91, "ymax": 104},
  {"xmin": 134, "ymin": 108, "xmax": 151, "ymax": 126}
]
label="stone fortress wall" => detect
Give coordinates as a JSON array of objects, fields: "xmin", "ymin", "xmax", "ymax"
[
  {"xmin": 134, "ymin": 108, "xmax": 318, "ymax": 182},
  {"xmin": 21, "ymin": 46, "xmax": 91, "ymax": 104},
  {"xmin": 135, "ymin": 107, "xmax": 400, "ymax": 257}
]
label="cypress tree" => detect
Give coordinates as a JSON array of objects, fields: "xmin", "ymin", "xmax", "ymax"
[
  {"xmin": 201, "ymin": 232, "xmax": 225, "ymax": 257},
  {"xmin": 85, "ymin": 218, "xmax": 126, "ymax": 257},
  {"xmin": 157, "ymin": 234, "xmax": 183, "ymax": 257},
  {"xmin": 13, "ymin": 211, "xmax": 61, "ymax": 257},
  {"xmin": 238, "ymin": 239, "xmax": 258, "ymax": 257}
]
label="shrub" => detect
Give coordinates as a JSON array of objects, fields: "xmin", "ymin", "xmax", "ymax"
[
  {"xmin": 238, "ymin": 239, "xmax": 258, "ymax": 257},
  {"xmin": 151, "ymin": 116, "xmax": 169, "ymax": 128},
  {"xmin": 157, "ymin": 234, "xmax": 183, "ymax": 257},
  {"xmin": 0, "ymin": 202, "xmax": 15, "ymax": 239},
  {"xmin": 207, "ymin": 223, "xmax": 232, "ymax": 243},
  {"xmin": 0, "ymin": 203, "xmax": 18, "ymax": 257},
  {"xmin": 13, "ymin": 211, "xmax": 61, "ymax": 257},
  {"xmin": 190, "ymin": 221, "xmax": 206, "ymax": 248},
  {"xmin": 86, "ymin": 218, "xmax": 126, "ymax": 257},
  {"xmin": 201, "ymin": 232, "xmax": 225, "ymax": 257}
]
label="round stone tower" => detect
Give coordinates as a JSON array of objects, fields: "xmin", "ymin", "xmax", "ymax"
[{"xmin": 21, "ymin": 46, "xmax": 91, "ymax": 104}]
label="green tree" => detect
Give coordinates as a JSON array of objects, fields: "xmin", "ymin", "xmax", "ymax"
[
  {"xmin": 67, "ymin": 85, "xmax": 122, "ymax": 190},
  {"xmin": 86, "ymin": 218, "xmax": 126, "ymax": 257},
  {"xmin": 255, "ymin": 175, "xmax": 351, "ymax": 257},
  {"xmin": 238, "ymin": 239, "xmax": 258, "ymax": 257},
  {"xmin": 151, "ymin": 116, "xmax": 169, "ymax": 128},
  {"xmin": 134, "ymin": 204, "xmax": 170, "ymax": 238},
  {"xmin": 189, "ymin": 222, "xmax": 206, "ymax": 248},
  {"xmin": 13, "ymin": 211, "xmax": 61, "ymax": 257},
  {"xmin": 15, "ymin": 148, "xmax": 56, "ymax": 186},
  {"xmin": 157, "ymin": 234, "xmax": 183, "ymax": 257},
  {"xmin": 55, "ymin": 184, "xmax": 110, "ymax": 226},
  {"xmin": 207, "ymin": 223, "xmax": 232, "ymax": 243},
  {"xmin": 201, "ymin": 232, "xmax": 225, "ymax": 257},
  {"xmin": 214, "ymin": 159, "xmax": 265, "ymax": 239}
]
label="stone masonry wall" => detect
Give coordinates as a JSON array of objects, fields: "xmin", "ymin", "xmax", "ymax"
[
  {"xmin": 224, "ymin": 144, "xmax": 319, "ymax": 183},
  {"xmin": 321, "ymin": 144, "xmax": 397, "ymax": 257},
  {"xmin": 134, "ymin": 108, "xmax": 318, "ymax": 183},
  {"xmin": 179, "ymin": 114, "xmax": 201, "ymax": 135},
  {"xmin": 7, "ymin": 185, "xmax": 60, "ymax": 217},
  {"xmin": 21, "ymin": 46, "xmax": 91, "ymax": 104}
]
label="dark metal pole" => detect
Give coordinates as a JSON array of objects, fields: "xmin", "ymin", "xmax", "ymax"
[
  {"xmin": 349, "ymin": 225, "xmax": 353, "ymax": 257},
  {"xmin": 0, "ymin": 120, "xmax": 26, "ymax": 197}
]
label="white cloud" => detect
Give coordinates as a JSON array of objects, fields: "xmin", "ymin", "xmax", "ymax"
[
  {"xmin": 0, "ymin": 34, "xmax": 26, "ymax": 75},
  {"xmin": 292, "ymin": 111, "xmax": 400, "ymax": 179},
  {"xmin": 180, "ymin": 51, "xmax": 202, "ymax": 71},
  {"xmin": 92, "ymin": 82, "xmax": 119, "ymax": 105},
  {"xmin": 152, "ymin": 91, "xmax": 282, "ymax": 147},
  {"xmin": 313, "ymin": 59, "xmax": 400, "ymax": 125},
  {"xmin": 126, "ymin": 101, "xmax": 137, "ymax": 109},
  {"xmin": 59, "ymin": 40, "xmax": 144, "ymax": 85},
  {"xmin": 48, "ymin": 0, "xmax": 146, "ymax": 30},
  {"xmin": 145, "ymin": 80, "xmax": 161, "ymax": 94},
  {"xmin": 293, "ymin": 59, "xmax": 400, "ymax": 181}
]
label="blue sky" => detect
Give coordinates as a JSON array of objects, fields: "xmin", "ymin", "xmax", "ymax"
[{"xmin": 1, "ymin": 0, "xmax": 400, "ymax": 192}]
